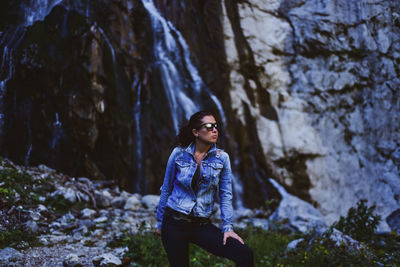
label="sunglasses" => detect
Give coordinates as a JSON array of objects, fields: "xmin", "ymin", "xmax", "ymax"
[{"xmin": 198, "ymin": 123, "xmax": 218, "ymax": 131}]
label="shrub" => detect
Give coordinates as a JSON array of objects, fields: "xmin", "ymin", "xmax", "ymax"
[{"xmin": 332, "ymin": 199, "xmax": 381, "ymax": 243}]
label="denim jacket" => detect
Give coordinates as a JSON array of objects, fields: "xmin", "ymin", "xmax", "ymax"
[{"xmin": 156, "ymin": 142, "xmax": 234, "ymax": 233}]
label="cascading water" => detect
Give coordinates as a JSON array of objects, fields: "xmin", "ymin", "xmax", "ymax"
[
  {"xmin": 132, "ymin": 77, "xmax": 143, "ymax": 192},
  {"xmin": 141, "ymin": 0, "xmax": 244, "ymax": 208},
  {"xmin": 141, "ymin": 0, "xmax": 201, "ymax": 133},
  {"xmin": 0, "ymin": 0, "xmax": 64, "ymax": 154},
  {"xmin": 23, "ymin": 0, "xmax": 64, "ymax": 27}
]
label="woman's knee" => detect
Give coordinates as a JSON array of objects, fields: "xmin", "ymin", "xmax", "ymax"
[{"xmin": 236, "ymin": 245, "xmax": 254, "ymax": 267}]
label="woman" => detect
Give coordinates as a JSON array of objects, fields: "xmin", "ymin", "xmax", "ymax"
[{"xmin": 156, "ymin": 111, "xmax": 254, "ymax": 267}]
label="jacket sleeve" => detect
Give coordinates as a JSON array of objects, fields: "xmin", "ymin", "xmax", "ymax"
[
  {"xmin": 219, "ymin": 152, "xmax": 234, "ymax": 233},
  {"xmin": 156, "ymin": 147, "xmax": 180, "ymax": 229}
]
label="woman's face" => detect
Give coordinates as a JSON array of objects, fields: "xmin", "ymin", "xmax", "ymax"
[{"xmin": 193, "ymin": 115, "xmax": 218, "ymax": 144}]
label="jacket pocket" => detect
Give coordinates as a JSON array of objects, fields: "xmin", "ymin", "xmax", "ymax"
[
  {"xmin": 208, "ymin": 162, "xmax": 223, "ymax": 188},
  {"xmin": 175, "ymin": 160, "xmax": 191, "ymax": 177}
]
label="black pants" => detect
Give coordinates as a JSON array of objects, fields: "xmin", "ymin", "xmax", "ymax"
[{"xmin": 161, "ymin": 210, "xmax": 254, "ymax": 267}]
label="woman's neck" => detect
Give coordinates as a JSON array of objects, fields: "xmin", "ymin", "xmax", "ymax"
[{"xmin": 194, "ymin": 140, "xmax": 211, "ymax": 154}]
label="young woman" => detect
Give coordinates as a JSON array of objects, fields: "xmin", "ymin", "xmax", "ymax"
[{"xmin": 156, "ymin": 111, "xmax": 254, "ymax": 266}]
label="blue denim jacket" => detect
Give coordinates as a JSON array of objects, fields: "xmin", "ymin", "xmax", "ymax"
[{"xmin": 156, "ymin": 142, "xmax": 234, "ymax": 233}]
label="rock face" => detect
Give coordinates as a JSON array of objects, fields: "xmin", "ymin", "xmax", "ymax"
[
  {"xmin": 0, "ymin": 0, "xmax": 399, "ymax": 232},
  {"xmin": 218, "ymin": 0, "xmax": 400, "ymax": 230}
]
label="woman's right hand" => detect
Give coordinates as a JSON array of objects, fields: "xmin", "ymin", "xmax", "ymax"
[{"xmin": 156, "ymin": 228, "xmax": 161, "ymax": 236}]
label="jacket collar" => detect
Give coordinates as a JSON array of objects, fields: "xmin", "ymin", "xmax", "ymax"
[{"xmin": 185, "ymin": 142, "xmax": 217, "ymax": 158}]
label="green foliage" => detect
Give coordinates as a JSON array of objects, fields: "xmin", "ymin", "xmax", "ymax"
[
  {"xmin": 332, "ymin": 199, "xmax": 381, "ymax": 243},
  {"xmin": 107, "ymin": 203, "xmax": 400, "ymax": 267},
  {"xmin": 0, "ymin": 229, "xmax": 39, "ymax": 249},
  {"xmin": 44, "ymin": 194, "xmax": 71, "ymax": 214},
  {"xmin": 108, "ymin": 222, "xmax": 168, "ymax": 267},
  {"xmin": 0, "ymin": 166, "xmax": 52, "ymax": 206}
]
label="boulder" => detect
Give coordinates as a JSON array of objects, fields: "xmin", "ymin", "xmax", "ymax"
[
  {"xmin": 0, "ymin": 247, "xmax": 23, "ymax": 265},
  {"xmin": 93, "ymin": 253, "xmax": 122, "ymax": 267},
  {"xmin": 141, "ymin": 195, "xmax": 160, "ymax": 211},
  {"xmin": 63, "ymin": 253, "xmax": 83, "ymax": 267},
  {"xmin": 124, "ymin": 195, "xmax": 141, "ymax": 211},
  {"xmin": 268, "ymin": 178, "xmax": 327, "ymax": 233},
  {"xmin": 386, "ymin": 209, "xmax": 400, "ymax": 234},
  {"xmin": 81, "ymin": 208, "xmax": 96, "ymax": 219}
]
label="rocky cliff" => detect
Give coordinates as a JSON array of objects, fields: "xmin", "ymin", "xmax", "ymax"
[{"xmin": 218, "ymin": 0, "xmax": 400, "ymax": 230}]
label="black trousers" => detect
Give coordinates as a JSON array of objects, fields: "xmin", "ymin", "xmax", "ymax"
[{"xmin": 161, "ymin": 210, "xmax": 254, "ymax": 267}]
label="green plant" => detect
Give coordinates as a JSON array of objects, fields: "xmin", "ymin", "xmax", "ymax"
[
  {"xmin": 332, "ymin": 199, "xmax": 381, "ymax": 243},
  {"xmin": 0, "ymin": 229, "xmax": 40, "ymax": 249}
]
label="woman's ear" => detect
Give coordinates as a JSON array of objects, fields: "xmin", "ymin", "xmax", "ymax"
[{"xmin": 192, "ymin": 128, "xmax": 198, "ymax": 138}]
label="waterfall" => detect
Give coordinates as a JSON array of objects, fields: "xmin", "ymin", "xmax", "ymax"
[
  {"xmin": 23, "ymin": 0, "xmax": 64, "ymax": 27},
  {"xmin": 141, "ymin": 0, "xmax": 244, "ymax": 208},
  {"xmin": 51, "ymin": 112, "xmax": 63, "ymax": 150},
  {"xmin": 133, "ymin": 78, "xmax": 143, "ymax": 192},
  {"xmin": 0, "ymin": 0, "xmax": 64, "ymax": 152},
  {"xmin": 142, "ymin": 0, "xmax": 201, "ymax": 133}
]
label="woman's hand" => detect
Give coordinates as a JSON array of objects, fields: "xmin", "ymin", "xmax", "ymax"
[
  {"xmin": 223, "ymin": 231, "xmax": 244, "ymax": 245},
  {"xmin": 155, "ymin": 228, "xmax": 161, "ymax": 236}
]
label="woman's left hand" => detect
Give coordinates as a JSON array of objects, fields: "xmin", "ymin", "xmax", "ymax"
[{"xmin": 223, "ymin": 231, "xmax": 244, "ymax": 245}]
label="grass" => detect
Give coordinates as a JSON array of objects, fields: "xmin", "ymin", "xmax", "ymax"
[{"xmin": 108, "ymin": 201, "xmax": 400, "ymax": 267}]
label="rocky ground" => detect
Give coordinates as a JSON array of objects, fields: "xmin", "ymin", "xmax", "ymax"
[
  {"xmin": 0, "ymin": 158, "xmax": 269, "ymax": 266},
  {"xmin": 0, "ymin": 157, "xmax": 382, "ymax": 266}
]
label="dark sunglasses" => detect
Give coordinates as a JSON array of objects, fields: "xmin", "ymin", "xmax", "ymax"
[{"xmin": 198, "ymin": 123, "xmax": 218, "ymax": 131}]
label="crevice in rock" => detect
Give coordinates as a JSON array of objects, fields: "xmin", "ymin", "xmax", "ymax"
[{"xmin": 224, "ymin": 0, "xmax": 278, "ymax": 121}]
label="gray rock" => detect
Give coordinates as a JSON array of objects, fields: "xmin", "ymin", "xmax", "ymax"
[
  {"xmin": 268, "ymin": 178, "xmax": 327, "ymax": 233},
  {"xmin": 79, "ymin": 219, "xmax": 95, "ymax": 229},
  {"xmin": 250, "ymin": 218, "xmax": 269, "ymax": 231},
  {"xmin": 141, "ymin": 195, "xmax": 159, "ymax": 211},
  {"xmin": 94, "ymin": 216, "xmax": 108, "ymax": 224},
  {"xmin": 29, "ymin": 211, "xmax": 41, "ymax": 221},
  {"xmin": 124, "ymin": 195, "xmax": 141, "ymax": 211},
  {"xmin": 0, "ymin": 247, "xmax": 23, "ymax": 263},
  {"xmin": 58, "ymin": 212, "xmax": 75, "ymax": 224},
  {"xmin": 24, "ymin": 220, "xmax": 39, "ymax": 234},
  {"xmin": 234, "ymin": 208, "xmax": 254, "ymax": 220},
  {"xmin": 93, "ymin": 253, "xmax": 122, "ymax": 267},
  {"xmin": 329, "ymin": 228, "xmax": 364, "ymax": 250},
  {"xmin": 81, "ymin": 208, "xmax": 96, "ymax": 219},
  {"xmin": 386, "ymin": 209, "xmax": 400, "ymax": 234},
  {"xmin": 52, "ymin": 186, "xmax": 77, "ymax": 203},
  {"xmin": 286, "ymin": 238, "xmax": 305, "ymax": 251},
  {"xmin": 111, "ymin": 196, "xmax": 126, "ymax": 209},
  {"xmin": 63, "ymin": 253, "xmax": 83, "ymax": 267},
  {"xmin": 95, "ymin": 190, "xmax": 112, "ymax": 208}
]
